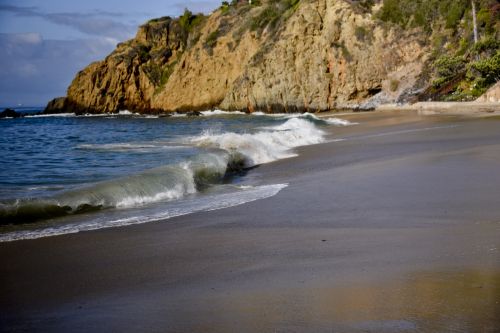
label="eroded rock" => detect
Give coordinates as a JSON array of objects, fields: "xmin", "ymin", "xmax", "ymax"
[{"xmin": 49, "ymin": 0, "xmax": 431, "ymax": 114}]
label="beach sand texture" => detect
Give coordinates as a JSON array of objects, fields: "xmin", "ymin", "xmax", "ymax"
[{"xmin": 1, "ymin": 110, "xmax": 499, "ymax": 332}]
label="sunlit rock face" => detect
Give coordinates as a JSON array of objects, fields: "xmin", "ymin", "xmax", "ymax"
[{"xmin": 59, "ymin": 0, "xmax": 429, "ymax": 114}]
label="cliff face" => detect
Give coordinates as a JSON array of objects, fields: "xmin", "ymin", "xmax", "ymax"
[
  {"xmin": 62, "ymin": 17, "xmax": 188, "ymax": 114},
  {"xmin": 151, "ymin": 10, "xmax": 261, "ymax": 111},
  {"xmin": 220, "ymin": 1, "xmax": 427, "ymax": 111},
  {"xmin": 49, "ymin": 0, "xmax": 430, "ymax": 114},
  {"xmin": 476, "ymin": 82, "xmax": 500, "ymax": 102}
]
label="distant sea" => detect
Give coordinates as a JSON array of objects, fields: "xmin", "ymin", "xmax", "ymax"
[{"xmin": 0, "ymin": 107, "xmax": 353, "ymax": 241}]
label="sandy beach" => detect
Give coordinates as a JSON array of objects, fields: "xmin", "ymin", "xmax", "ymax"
[{"xmin": 1, "ymin": 110, "xmax": 500, "ymax": 332}]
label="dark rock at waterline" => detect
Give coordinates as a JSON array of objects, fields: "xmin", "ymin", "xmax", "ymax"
[
  {"xmin": 186, "ymin": 111, "xmax": 202, "ymax": 117},
  {"xmin": 44, "ymin": 97, "xmax": 67, "ymax": 114},
  {"xmin": 0, "ymin": 108, "xmax": 23, "ymax": 118}
]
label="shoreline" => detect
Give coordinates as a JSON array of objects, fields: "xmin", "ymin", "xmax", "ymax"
[
  {"xmin": 376, "ymin": 101, "xmax": 500, "ymax": 116},
  {"xmin": 314, "ymin": 101, "xmax": 500, "ymax": 118},
  {"xmin": 9, "ymin": 100, "xmax": 500, "ymax": 119},
  {"xmin": 1, "ymin": 110, "xmax": 499, "ymax": 332}
]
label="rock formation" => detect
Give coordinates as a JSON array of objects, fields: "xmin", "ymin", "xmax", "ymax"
[
  {"xmin": 44, "ymin": 97, "xmax": 67, "ymax": 113},
  {"xmin": 220, "ymin": 1, "xmax": 427, "ymax": 111},
  {"xmin": 49, "ymin": 0, "xmax": 432, "ymax": 114},
  {"xmin": 0, "ymin": 108, "xmax": 22, "ymax": 118},
  {"xmin": 56, "ymin": 16, "xmax": 189, "ymax": 114},
  {"xmin": 476, "ymin": 82, "xmax": 500, "ymax": 103}
]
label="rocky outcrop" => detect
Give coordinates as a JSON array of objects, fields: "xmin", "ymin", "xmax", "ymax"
[
  {"xmin": 64, "ymin": 17, "xmax": 192, "ymax": 114},
  {"xmin": 476, "ymin": 82, "xmax": 500, "ymax": 103},
  {"xmin": 0, "ymin": 108, "xmax": 22, "ymax": 118},
  {"xmin": 53, "ymin": 0, "xmax": 431, "ymax": 114},
  {"xmin": 44, "ymin": 97, "xmax": 67, "ymax": 113}
]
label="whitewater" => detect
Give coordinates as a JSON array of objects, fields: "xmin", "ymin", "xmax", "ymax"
[{"xmin": 0, "ymin": 110, "xmax": 354, "ymax": 241}]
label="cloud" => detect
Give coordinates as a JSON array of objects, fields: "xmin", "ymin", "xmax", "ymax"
[
  {"xmin": 0, "ymin": 32, "xmax": 42, "ymax": 58},
  {"xmin": 45, "ymin": 13, "xmax": 135, "ymax": 41},
  {"xmin": 0, "ymin": 2, "xmax": 225, "ymax": 106},
  {"xmin": 0, "ymin": 5, "xmax": 136, "ymax": 41},
  {"xmin": 173, "ymin": 0, "xmax": 221, "ymax": 14},
  {"xmin": 0, "ymin": 4, "xmax": 38, "ymax": 15},
  {"xmin": 0, "ymin": 33, "xmax": 116, "ymax": 106}
]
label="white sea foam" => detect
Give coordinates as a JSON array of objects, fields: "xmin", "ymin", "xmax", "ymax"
[
  {"xmin": 190, "ymin": 117, "xmax": 326, "ymax": 166},
  {"xmin": 201, "ymin": 110, "xmax": 246, "ymax": 116},
  {"xmin": 56, "ymin": 160, "xmax": 206, "ymax": 209},
  {"xmin": 79, "ymin": 113, "xmax": 111, "ymax": 117},
  {"xmin": 118, "ymin": 110, "xmax": 134, "ymax": 115},
  {"xmin": 27, "ymin": 185, "xmax": 65, "ymax": 191},
  {"xmin": 116, "ymin": 183, "xmax": 194, "ymax": 208},
  {"xmin": 0, "ymin": 111, "xmax": 357, "ymax": 241},
  {"xmin": 290, "ymin": 113, "xmax": 356, "ymax": 126},
  {"xmin": 0, "ymin": 157, "xmax": 219, "ymax": 223},
  {"xmin": 78, "ymin": 143, "xmax": 157, "ymax": 150},
  {"xmin": 250, "ymin": 111, "xmax": 356, "ymax": 126},
  {"xmin": 76, "ymin": 142, "xmax": 185, "ymax": 152},
  {"xmin": 0, "ymin": 183, "xmax": 287, "ymax": 242},
  {"xmin": 25, "ymin": 113, "xmax": 76, "ymax": 118},
  {"xmin": 25, "ymin": 111, "xmax": 163, "ymax": 119},
  {"xmin": 170, "ymin": 112, "xmax": 187, "ymax": 117},
  {"xmin": 323, "ymin": 117, "xmax": 356, "ymax": 126},
  {"xmin": 251, "ymin": 111, "xmax": 289, "ymax": 117}
]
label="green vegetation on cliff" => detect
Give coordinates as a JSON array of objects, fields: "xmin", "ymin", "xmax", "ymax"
[
  {"xmin": 50, "ymin": 0, "xmax": 498, "ymax": 115},
  {"xmin": 377, "ymin": 0, "xmax": 499, "ymax": 101}
]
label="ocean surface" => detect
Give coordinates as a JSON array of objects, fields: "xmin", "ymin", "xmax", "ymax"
[{"xmin": 0, "ymin": 108, "xmax": 353, "ymax": 241}]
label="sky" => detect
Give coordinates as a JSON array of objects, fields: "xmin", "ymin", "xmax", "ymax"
[{"xmin": 0, "ymin": 0, "xmax": 220, "ymax": 107}]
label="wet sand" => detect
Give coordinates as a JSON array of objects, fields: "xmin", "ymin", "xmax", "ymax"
[{"xmin": 1, "ymin": 111, "xmax": 500, "ymax": 332}]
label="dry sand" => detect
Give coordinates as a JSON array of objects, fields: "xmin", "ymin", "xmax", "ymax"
[
  {"xmin": 376, "ymin": 101, "xmax": 500, "ymax": 116},
  {"xmin": 1, "ymin": 110, "xmax": 500, "ymax": 332}
]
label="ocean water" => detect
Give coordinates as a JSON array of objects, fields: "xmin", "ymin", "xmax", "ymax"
[{"xmin": 0, "ymin": 109, "xmax": 353, "ymax": 241}]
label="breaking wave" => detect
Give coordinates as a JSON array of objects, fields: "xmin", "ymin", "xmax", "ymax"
[
  {"xmin": 0, "ymin": 114, "xmax": 352, "ymax": 226},
  {"xmin": 24, "ymin": 113, "xmax": 76, "ymax": 118},
  {"xmin": 0, "ymin": 153, "xmax": 228, "ymax": 224},
  {"xmin": 252, "ymin": 111, "xmax": 356, "ymax": 125},
  {"xmin": 200, "ymin": 110, "xmax": 246, "ymax": 116},
  {"xmin": 191, "ymin": 117, "xmax": 325, "ymax": 166},
  {"xmin": 0, "ymin": 184, "xmax": 287, "ymax": 242}
]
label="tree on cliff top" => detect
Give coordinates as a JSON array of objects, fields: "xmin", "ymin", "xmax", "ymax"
[{"xmin": 378, "ymin": 0, "xmax": 499, "ymax": 100}]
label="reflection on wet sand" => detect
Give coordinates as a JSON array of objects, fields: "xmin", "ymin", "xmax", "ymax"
[{"xmin": 212, "ymin": 270, "xmax": 500, "ymax": 333}]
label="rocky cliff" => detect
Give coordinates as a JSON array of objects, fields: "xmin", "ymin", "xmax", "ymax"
[
  {"xmin": 46, "ymin": 0, "xmax": 446, "ymax": 114},
  {"xmin": 57, "ymin": 16, "xmax": 190, "ymax": 114}
]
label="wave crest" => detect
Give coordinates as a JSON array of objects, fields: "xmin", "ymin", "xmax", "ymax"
[
  {"xmin": 190, "ymin": 117, "xmax": 325, "ymax": 167},
  {"xmin": 0, "ymin": 113, "xmax": 353, "ymax": 225},
  {"xmin": 0, "ymin": 153, "xmax": 229, "ymax": 225}
]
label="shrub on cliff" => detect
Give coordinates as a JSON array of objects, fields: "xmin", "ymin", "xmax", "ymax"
[
  {"xmin": 250, "ymin": 0, "xmax": 300, "ymax": 34},
  {"xmin": 435, "ymin": 56, "xmax": 466, "ymax": 79},
  {"xmin": 221, "ymin": 2, "xmax": 230, "ymax": 9},
  {"xmin": 472, "ymin": 37, "xmax": 500, "ymax": 57},
  {"xmin": 432, "ymin": 56, "xmax": 466, "ymax": 88},
  {"xmin": 377, "ymin": 0, "xmax": 469, "ymax": 33},
  {"xmin": 354, "ymin": 26, "xmax": 372, "ymax": 43},
  {"xmin": 378, "ymin": 0, "xmax": 499, "ymax": 100},
  {"xmin": 179, "ymin": 10, "xmax": 203, "ymax": 35},
  {"xmin": 204, "ymin": 30, "xmax": 220, "ymax": 54},
  {"xmin": 471, "ymin": 51, "xmax": 500, "ymax": 84},
  {"xmin": 177, "ymin": 9, "xmax": 206, "ymax": 48}
]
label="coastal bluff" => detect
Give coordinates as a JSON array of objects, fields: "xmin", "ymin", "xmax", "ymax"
[{"xmin": 45, "ymin": 0, "xmax": 498, "ymax": 114}]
